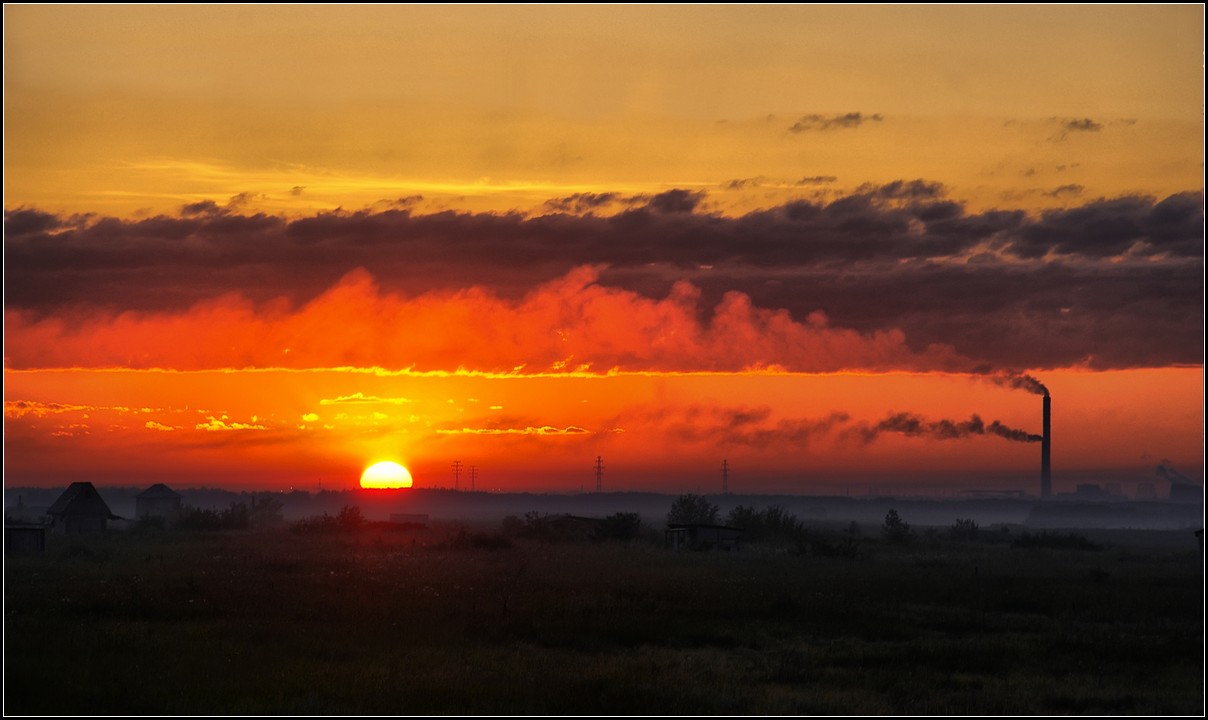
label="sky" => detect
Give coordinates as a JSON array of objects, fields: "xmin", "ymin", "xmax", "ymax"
[{"xmin": 3, "ymin": 5, "xmax": 1204, "ymax": 496}]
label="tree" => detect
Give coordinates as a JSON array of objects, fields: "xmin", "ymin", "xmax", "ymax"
[
  {"xmin": 950, "ymin": 517, "xmax": 979, "ymax": 540},
  {"xmin": 881, "ymin": 508, "xmax": 912, "ymax": 544},
  {"xmin": 667, "ymin": 494, "xmax": 720, "ymax": 525},
  {"xmin": 593, "ymin": 512, "xmax": 642, "ymax": 542}
]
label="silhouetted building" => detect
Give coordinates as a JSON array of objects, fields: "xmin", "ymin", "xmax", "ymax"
[
  {"xmin": 1136, "ymin": 482, "xmax": 1157, "ymax": 501},
  {"xmin": 46, "ymin": 482, "xmax": 120, "ymax": 535},
  {"xmin": 136, "ymin": 483, "xmax": 182, "ymax": 524},
  {"xmin": 665, "ymin": 523, "xmax": 743, "ymax": 551}
]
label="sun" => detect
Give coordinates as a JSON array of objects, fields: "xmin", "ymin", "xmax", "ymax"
[{"xmin": 360, "ymin": 461, "xmax": 413, "ymax": 489}]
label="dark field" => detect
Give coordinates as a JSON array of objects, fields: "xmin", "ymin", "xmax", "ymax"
[{"xmin": 5, "ymin": 522, "xmax": 1204, "ymax": 714}]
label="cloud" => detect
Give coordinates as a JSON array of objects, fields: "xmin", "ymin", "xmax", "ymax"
[
  {"xmin": 436, "ymin": 422, "xmax": 591, "ymax": 436},
  {"xmin": 796, "ymin": 176, "xmax": 838, "ymax": 185},
  {"xmin": 180, "ymin": 200, "xmax": 227, "ymax": 217},
  {"xmin": 722, "ymin": 177, "xmax": 768, "ymax": 190},
  {"xmin": 195, "ymin": 416, "xmax": 267, "ymax": 431},
  {"xmin": 3, "ymin": 400, "xmax": 154, "ymax": 418},
  {"xmin": 5, "ymin": 400, "xmax": 93, "ymax": 418},
  {"xmin": 301, "ymin": 412, "xmax": 320, "ymax": 422},
  {"xmin": 1061, "ymin": 118, "xmax": 1102, "ymax": 133},
  {"xmin": 145, "ymin": 420, "xmax": 176, "ymax": 431},
  {"xmin": 641, "ymin": 189, "xmax": 706, "ymax": 214},
  {"xmin": 3, "ymin": 265, "xmax": 972, "ymax": 373},
  {"xmin": 319, "ymin": 393, "xmax": 412, "ymax": 405},
  {"xmin": 1043, "ymin": 184, "xmax": 1084, "ymax": 198},
  {"xmin": 1011, "ymin": 193, "xmax": 1203, "ymax": 259},
  {"xmin": 543, "ymin": 192, "xmax": 621, "ymax": 213},
  {"xmin": 5, "ymin": 186, "xmax": 1201, "ymax": 371},
  {"xmin": 789, "ymin": 112, "xmax": 883, "ymax": 132},
  {"xmin": 1048, "ymin": 117, "xmax": 1104, "ymax": 142}
]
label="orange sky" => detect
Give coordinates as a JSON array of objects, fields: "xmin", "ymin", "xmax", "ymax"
[
  {"xmin": 3, "ymin": 367, "xmax": 1202, "ymax": 495},
  {"xmin": 3, "ymin": 5, "xmax": 1204, "ymax": 496}
]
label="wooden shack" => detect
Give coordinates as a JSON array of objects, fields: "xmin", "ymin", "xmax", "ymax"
[
  {"xmin": 136, "ymin": 483, "xmax": 182, "ymax": 524},
  {"xmin": 46, "ymin": 482, "xmax": 120, "ymax": 535}
]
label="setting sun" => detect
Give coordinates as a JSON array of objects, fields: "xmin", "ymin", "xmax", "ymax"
[{"xmin": 360, "ymin": 461, "xmax": 413, "ymax": 489}]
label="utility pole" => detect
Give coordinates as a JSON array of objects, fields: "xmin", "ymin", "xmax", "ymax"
[
  {"xmin": 452, "ymin": 460, "xmax": 462, "ymax": 490},
  {"xmin": 595, "ymin": 455, "xmax": 604, "ymax": 493},
  {"xmin": 721, "ymin": 459, "xmax": 729, "ymax": 495},
  {"xmin": 468, "ymin": 465, "xmax": 477, "ymax": 492}
]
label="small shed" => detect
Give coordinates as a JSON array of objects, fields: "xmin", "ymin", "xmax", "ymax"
[
  {"xmin": 136, "ymin": 483, "xmax": 182, "ymax": 524},
  {"xmin": 665, "ymin": 523, "xmax": 743, "ymax": 551},
  {"xmin": 5, "ymin": 522, "xmax": 48, "ymax": 554},
  {"xmin": 46, "ymin": 482, "xmax": 120, "ymax": 535}
]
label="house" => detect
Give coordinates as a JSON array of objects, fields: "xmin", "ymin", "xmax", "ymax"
[
  {"xmin": 46, "ymin": 482, "xmax": 120, "ymax": 535},
  {"xmin": 665, "ymin": 523, "xmax": 743, "ymax": 551},
  {"xmin": 136, "ymin": 483, "xmax": 182, "ymax": 524}
]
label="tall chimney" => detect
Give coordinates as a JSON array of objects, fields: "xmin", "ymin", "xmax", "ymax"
[{"xmin": 1041, "ymin": 391, "xmax": 1051, "ymax": 498}]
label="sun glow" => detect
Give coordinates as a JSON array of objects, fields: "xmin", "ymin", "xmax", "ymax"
[{"xmin": 360, "ymin": 461, "xmax": 413, "ymax": 489}]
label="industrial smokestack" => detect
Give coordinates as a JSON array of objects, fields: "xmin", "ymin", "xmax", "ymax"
[{"xmin": 1041, "ymin": 391, "xmax": 1051, "ymax": 498}]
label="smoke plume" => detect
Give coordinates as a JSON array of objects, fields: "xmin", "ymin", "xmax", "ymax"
[
  {"xmin": 855, "ymin": 412, "xmax": 1041, "ymax": 444},
  {"xmin": 1156, "ymin": 460, "xmax": 1196, "ymax": 486},
  {"xmin": 978, "ymin": 370, "xmax": 1049, "ymax": 396}
]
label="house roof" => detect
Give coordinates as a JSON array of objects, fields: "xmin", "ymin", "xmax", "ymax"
[
  {"xmin": 46, "ymin": 482, "xmax": 120, "ymax": 520},
  {"xmin": 137, "ymin": 483, "xmax": 180, "ymax": 499}
]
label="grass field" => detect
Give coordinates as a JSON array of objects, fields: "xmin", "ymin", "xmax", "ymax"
[{"xmin": 4, "ymin": 520, "xmax": 1203, "ymax": 714}]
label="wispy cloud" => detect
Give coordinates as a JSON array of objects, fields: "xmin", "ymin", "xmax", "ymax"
[
  {"xmin": 789, "ymin": 112, "xmax": 883, "ymax": 132},
  {"xmin": 195, "ymin": 416, "xmax": 267, "ymax": 431},
  {"xmin": 319, "ymin": 393, "xmax": 412, "ymax": 405},
  {"xmin": 437, "ymin": 425, "xmax": 590, "ymax": 436}
]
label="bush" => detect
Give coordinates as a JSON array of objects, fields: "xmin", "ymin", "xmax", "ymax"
[
  {"xmin": 667, "ymin": 494, "xmax": 719, "ymax": 525},
  {"xmin": 447, "ymin": 528, "xmax": 512, "ymax": 550},
  {"xmin": 177, "ymin": 502, "xmax": 252, "ymax": 531},
  {"xmin": 500, "ymin": 515, "xmax": 525, "ymax": 537},
  {"xmin": 726, "ymin": 504, "xmax": 807, "ymax": 544},
  {"xmin": 291, "ymin": 505, "xmax": 366, "ymax": 534},
  {"xmin": 803, "ymin": 531, "xmax": 861, "ymax": 559}
]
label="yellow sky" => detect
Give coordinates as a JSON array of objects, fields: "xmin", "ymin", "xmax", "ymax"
[{"xmin": 5, "ymin": 4, "xmax": 1203, "ymax": 216}]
